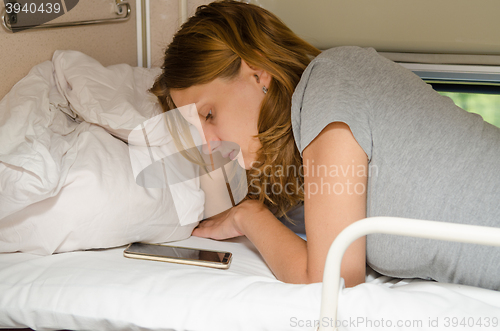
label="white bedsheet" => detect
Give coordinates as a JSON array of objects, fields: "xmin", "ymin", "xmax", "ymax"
[{"xmin": 1, "ymin": 236, "xmax": 499, "ymax": 331}]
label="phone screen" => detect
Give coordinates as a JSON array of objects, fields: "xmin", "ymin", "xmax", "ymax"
[{"xmin": 126, "ymin": 243, "xmax": 228, "ymax": 263}]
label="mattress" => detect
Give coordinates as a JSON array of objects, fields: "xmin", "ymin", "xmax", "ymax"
[{"xmin": 1, "ymin": 235, "xmax": 499, "ymax": 331}]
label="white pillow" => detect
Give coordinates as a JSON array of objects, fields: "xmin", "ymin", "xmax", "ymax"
[
  {"xmin": 0, "ymin": 51, "xmax": 204, "ymax": 255},
  {"xmin": 52, "ymin": 49, "xmax": 163, "ymax": 142},
  {"xmin": 0, "ymin": 123, "xmax": 203, "ymax": 255}
]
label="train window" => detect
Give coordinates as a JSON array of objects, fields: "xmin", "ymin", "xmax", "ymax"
[
  {"xmin": 427, "ymin": 83, "xmax": 500, "ymax": 129},
  {"xmin": 401, "ymin": 63, "xmax": 500, "ymax": 129},
  {"xmin": 437, "ymin": 91, "xmax": 500, "ymax": 128}
]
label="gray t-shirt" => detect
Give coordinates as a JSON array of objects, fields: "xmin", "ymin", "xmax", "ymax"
[{"xmin": 291, "ymin": 46, "xmax": 500, "ymax": 290}]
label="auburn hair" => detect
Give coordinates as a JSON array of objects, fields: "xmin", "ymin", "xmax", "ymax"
[{"xmin": 149, "ymin": 0, "xmax": 321, "ymax": 219}]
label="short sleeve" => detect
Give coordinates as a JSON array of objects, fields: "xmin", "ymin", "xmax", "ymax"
[{"xmin": 291, "ymin": 54, "xmax": 373, "ymax": 161}]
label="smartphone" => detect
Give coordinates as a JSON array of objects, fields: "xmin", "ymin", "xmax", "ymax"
[{"xmin": 123, "ymin": 242, "xmax": 232, "ymax": 269}]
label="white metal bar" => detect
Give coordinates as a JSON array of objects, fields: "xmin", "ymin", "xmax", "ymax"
[
  {"xmin": 145, "ymin": 0, "xmax": 151, "ymax": 68},
  {"xmin": 398, "ymin": 63, "xmax": 500, "ymax": 84},
  {"xmin": 318, "ymin": 217, "xmax": 500, "ymax": 331},
  {"xmin": 400, "ymin": 63, "xmax": 500, "ymax": 74},
  {"xmin": 179, "ymin": 0, "xmax": 188, "ymax": 26},
  {"xmin": 136, "ymin": 0, "xmax": 143, "ymax": 67}
]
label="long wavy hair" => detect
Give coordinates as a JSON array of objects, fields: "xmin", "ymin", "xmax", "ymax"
[{"xmin": 150, "ymin": 0, "xmax": 321, "ymax": 219}]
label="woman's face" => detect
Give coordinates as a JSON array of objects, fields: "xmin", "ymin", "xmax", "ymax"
[{"xmin": 170, "ymin": 60, "xmax": 271, "ymax": 170}]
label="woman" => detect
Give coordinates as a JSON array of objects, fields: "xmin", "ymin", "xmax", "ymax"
[{"xmin": 150, "ymin": 0, "xmax": 500, "ymax": 289}]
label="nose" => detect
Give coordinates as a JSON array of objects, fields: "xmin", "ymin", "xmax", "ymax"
[
  {"xmin": 202, "ymin": 137, "xmax": 221, "ymax": 155},
  {"xmin": 198, "ymin": 117, "xmax": 223, "ymax": 154}
]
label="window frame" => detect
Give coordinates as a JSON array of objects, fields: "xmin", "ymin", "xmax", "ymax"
[{"xmin": 399, "ymin": 62, "xmax": 500, "ymax": 94}]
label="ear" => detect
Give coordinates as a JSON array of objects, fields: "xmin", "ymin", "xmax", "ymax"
[{"xmin": 240, "ymin": 59, "xmax": 272, "ymax": 89}]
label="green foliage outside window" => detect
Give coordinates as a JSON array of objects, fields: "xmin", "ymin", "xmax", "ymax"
[{"xmin": 438, "ymin": 91, "xmax": 500, "ymax": 128}]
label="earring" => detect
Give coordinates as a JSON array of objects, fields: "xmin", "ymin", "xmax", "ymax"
[
  {"xmin": 262, "ymin": 86, "xmax": 268, "ymax": 94},
  {"xmin": 254, "ymin": 74, "xmax": 260, "ymax": 83}
]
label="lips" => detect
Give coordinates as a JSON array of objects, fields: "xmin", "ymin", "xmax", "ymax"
[
  {"xmin": 229, "ymin": 150, "xmax": 237, "ymax": 160},
  {"xmin": 222, "ymin": 149, "xmax": 235, "ymax": 159}
]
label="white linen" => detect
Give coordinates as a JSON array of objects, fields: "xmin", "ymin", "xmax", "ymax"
[
  {"xmin": 52, "ymin": 50, "xmax": 163, "ymax": 142},
  {"xmin": 0, "ymin": 51, "xmax": 204, "ymax": 254},
  {"xmin": 127, "ymin": 106, "xmax": 206, "ymax": 226},
  {"xmin": 0, "ymin": 61, "xmax": 77, "ymax": 219},
  {"xmin": 0, "ymin": 236, "xmax": 499, "ymax": 331}
]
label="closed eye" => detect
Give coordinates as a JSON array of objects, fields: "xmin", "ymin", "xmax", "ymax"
[{"xmin": 205, "ymin": 109, "xmax": 213, "ymax": 121}]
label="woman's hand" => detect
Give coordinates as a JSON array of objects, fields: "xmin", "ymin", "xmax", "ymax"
[{"xmin": 192, "ymin": 200, "xmax": 264, "ymax": 240}]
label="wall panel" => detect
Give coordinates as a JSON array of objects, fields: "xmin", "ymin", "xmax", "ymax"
[
  {"xmin": 0, "ymin": 0, "xmax": 138, "ymax": 99},
  {"xmin": 248, "ymin": 0, "xmax": 500, "ymax": 56}
]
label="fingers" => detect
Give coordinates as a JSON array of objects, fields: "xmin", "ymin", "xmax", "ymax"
[
  {"xmin": 191, "ymin": 225, "xmax": 223, "ymax": 240},
  {"xmin": 191, "ymin": 227, "xmax": 207, "ymax": 238},
  {"xmin": 192, "ymin": 220, "xmax": 211, "ymax": 237},
  {"xmin": 192, "ymin": 220, "xmax": 222, "ymax": 239},
  {"xmin": 191, "ymin": 219, "xmax": 242, "ymax": 240}
]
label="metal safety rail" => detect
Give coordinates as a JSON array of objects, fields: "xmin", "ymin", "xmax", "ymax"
[
  {"xmin": 318, "ymin": 217, "xmax": 500, "ymax": 331},
  {"xmin": 1, "ymin": 0, "xmax": 130, "ymax": 32}
]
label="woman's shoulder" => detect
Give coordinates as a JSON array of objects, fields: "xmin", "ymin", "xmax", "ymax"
[
  {"xmin": 295, "ymin": 46, "xmax": 397, "ymax": 99},
  {"xmin": 313, "ymin": 46, "xmax": 381, "ymax": 64},
  {"xmin": 292, "ymin": 46, "xmax": 381, "ymax": 111},
  {"xmin": 306, "ymin": 46, "xmax": 423, "ymax": 91},
  {"xmin": 291, "ymin": 46, "xmax": 379, "ymax": 157},
  {"xmin": 304, "ymin": 46, "xmax": 401, "ymax": 84}
]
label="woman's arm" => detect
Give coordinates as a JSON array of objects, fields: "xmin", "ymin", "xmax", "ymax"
[
  {"xmin": 194, "ymin": 122, "xmax": 368, "ymax": 286},
  {"xmin": 301, "ymin": 121, "xmax": 368, "ymax": 286}
]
